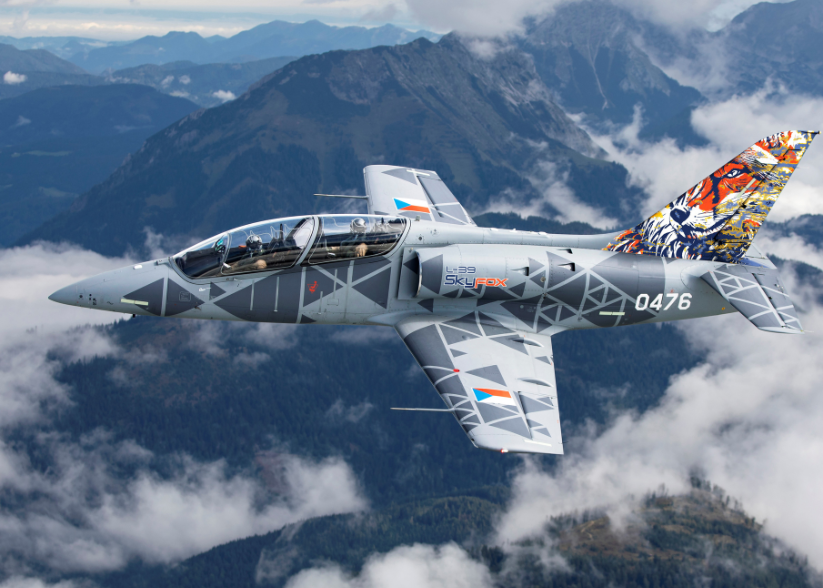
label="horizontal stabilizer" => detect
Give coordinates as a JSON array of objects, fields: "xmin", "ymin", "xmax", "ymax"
[{"xmin": 701, "ymin": 265, "xmax": 803, "ymax": 334}]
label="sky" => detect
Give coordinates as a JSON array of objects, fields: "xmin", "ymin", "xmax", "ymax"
[{"xmin": 0, "ymin": 0, "xmax": 788, "ymax": 41}]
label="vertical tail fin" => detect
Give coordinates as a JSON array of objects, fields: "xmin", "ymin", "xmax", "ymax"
[{"xmin": 606, "ymin": 130, "xmax": 818, "ymax": 263}]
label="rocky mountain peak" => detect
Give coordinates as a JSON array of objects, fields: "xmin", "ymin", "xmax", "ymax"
[
  {"xmin": 518, "ymin": 0, "xmax": 702, "ymax": 132},
  {"xmin": 22, "ymin": 34, "xmax": 619, "ymax": 255}
]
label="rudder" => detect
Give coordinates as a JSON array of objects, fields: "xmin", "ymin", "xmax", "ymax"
[{"xmin": 606, "ymin": 130, "xmax": 818, "ymax": 263}]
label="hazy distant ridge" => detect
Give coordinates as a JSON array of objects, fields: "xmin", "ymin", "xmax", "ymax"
[{"xmin": 63, "ymin": 20, "xmax": 440, "ymax": 73}]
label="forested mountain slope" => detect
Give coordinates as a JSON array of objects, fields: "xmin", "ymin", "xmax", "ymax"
[{"xmin": 21, "ymin": 35, "xmax": 641, "ymax": 256}]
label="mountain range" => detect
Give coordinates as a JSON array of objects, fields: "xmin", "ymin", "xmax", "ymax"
[
  {"xmin": 0, "ymin": 85, "xmax": 197, "ymax": 245},
  {"xmin": 20, "ymin": 34, "xmax": 641, "ymax": 256},
  {"xmin": 107, "ymin": 57, "xmax": 297, "ymax": 107},
  {"xmin": 95, "ymin": 482, "xmax": 817, "ymax": 588},
  {"xmin": 0, "ymin": 43, "xmax": 103, "ymax": 100},
  {"xmin": 63, "ymin": 21, "xmax": 440, "ymax": 73},
  {"xmin": 517, "ymin": 0, "xmax": 702, "ymax": 137}
]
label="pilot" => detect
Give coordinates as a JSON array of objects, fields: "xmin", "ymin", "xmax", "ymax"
[
  {"xmin": 246, "ymin": 233, "xmax": 263, "ymax": 255},
  {"xmin": 343, "ymin": 217, "xmax": 370, "ymax": 258},
  {"xmin": 351, "ymin": 217, "xmax": 368, "ymax": 234}
]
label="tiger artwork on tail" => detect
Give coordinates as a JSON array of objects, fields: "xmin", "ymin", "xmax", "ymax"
[{"xmin": 606, "ymin": 130, "xmax": 817, "ymax": 263}]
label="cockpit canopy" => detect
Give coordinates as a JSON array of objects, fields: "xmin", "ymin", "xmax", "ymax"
[{"xmin": 173, "ymin": 215, "xmax": 407, "ymax": 279}]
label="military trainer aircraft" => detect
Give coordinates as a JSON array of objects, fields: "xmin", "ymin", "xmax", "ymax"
[{"xmin": 50, "ymin": 130, "xmax": 817, "ymax": 454}]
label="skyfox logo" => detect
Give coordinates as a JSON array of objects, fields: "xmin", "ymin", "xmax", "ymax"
[{"xmin": 444, "ymin": 267, "xmax": 507, "ymax": 289}]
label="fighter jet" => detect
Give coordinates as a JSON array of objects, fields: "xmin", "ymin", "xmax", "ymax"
[{"xmin": 49, "ymin": 130, "xmax": 817, "ymax": 454}]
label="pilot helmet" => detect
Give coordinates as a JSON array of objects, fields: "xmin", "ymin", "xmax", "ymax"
[
  {"xmin": 351, "ymin": 217, "xmax": 368, "ymax": 234},
  {"xmin": 246, "ymin": 234, "xmax": 263, "ymax": 250}
]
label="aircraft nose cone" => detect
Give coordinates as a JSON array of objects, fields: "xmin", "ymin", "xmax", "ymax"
[{"xmin": 48, "ymin": 283, "xmax": 77, "ymax": 306}]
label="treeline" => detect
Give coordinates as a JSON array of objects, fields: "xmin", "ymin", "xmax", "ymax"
[{"xmin": 99, "ymin": 485, "xmax": 817, "ymax": 588}]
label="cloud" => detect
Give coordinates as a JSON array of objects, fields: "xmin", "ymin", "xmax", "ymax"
[
  {"xmin": 526, "ymin": 159, "xmax": 617, "ymax": 228},
  {"xmin": 359, "ymin": 4, "xmax": 398, "ymax": 22},
  {"xmin": 405, "ymin": 0, "xmax": 769, "ymax": 37},
  {"xmin": 178, "ymin": 75, "xmax": 191, "ymax": 85},
  {"xmin": 212, "ymin": 89, "xmax": 236, "ymax": 102},
  {"xmin": 0, "ymin": 244, "xmax": 366, "ymax": 574},
  {"xmin": 3, "ymin": 71, "xmax": 27, "ymax": 85},
  {"xmin": 0, "ymin": 578, "xmax": 82, "ymax": 588},
  {"xmin": 245, "ymin": 322, "xmax": 300, "ymax": 349},
  {"xmin": 587, "ymin": 87, "xmax": 823, "ymax": 225},
  {"xmin": 405, "ymin": 0, "xmax": 558, "ymax": 37},
  {"xmin": 160, "ymin": 74, "xmax": 174, "ymax": 87},
  {"xmin": 233, "ymin": 350, "xmax": 271, "ymax": 368},
  {"xmin": 283, "ymin": 543, "xmax": 493, "ymax": 588},
  {"xmin": 0, "ymin": 243, "xmax": 132, "ymax": 336},
  {"xmin": 494, "ymin": 264, "xmax": 823, "ymax": 568},
  {"xmin": 483, "ymin": 155, "xmax": 618, "ymax": 228},
  {"xmin": 86, "ymin": 453, "xmax": 366, "ymax": 567},
  {"xmin": 188, "ymin": 321, "xmax": 300, "ymax": 357},
  {"xmin": 328, "ymin": 326, "xmax": 398, "ymax": 344},
  {"xmin": 756, "ymin": 232, "xmax": 823, "ymax": 273},
  {"xmin": 12, "ymin": 115, "xmax": 30, "ymax": 127},
  {"xmin": 138, "ymin": 226, "xmax": 194, "ymax": 261},
  {"xmin": 326, "ymin": 399, "xmax": 374, "ymax": 424},
  {"xmin": 0, "ymin": 435, "xmax": 367, "ymax": 571}
]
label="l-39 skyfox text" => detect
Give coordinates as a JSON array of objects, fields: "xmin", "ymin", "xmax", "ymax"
[{"xmin": 51, "ymin": 130, "xmax": 817, "ymax": 455}]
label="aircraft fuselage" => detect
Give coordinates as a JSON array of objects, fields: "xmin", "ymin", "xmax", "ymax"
[{"xmin": 52, "ymin": 216, "xmax": 735, "ymax": 334}]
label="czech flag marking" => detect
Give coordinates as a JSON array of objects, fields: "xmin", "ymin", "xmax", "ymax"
[
  {"xmin": 473, "ymin": 388, "xmax": 517, "ymax": 407},
  {"xmin": 394, "ymin": 198, "xmax": 430, "ymax": 214}
]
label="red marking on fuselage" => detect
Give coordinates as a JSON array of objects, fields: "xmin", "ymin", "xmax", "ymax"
[
  {"xmin": 307, "ymin": 281, "xmax": 317, "ymax": 293},
  {"xmin": 402, "ymin": 204, "xmax": 430, "ymax": 213}
]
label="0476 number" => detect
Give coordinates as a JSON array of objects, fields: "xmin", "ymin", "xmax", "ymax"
[{"xmin": 635, "ymin": 292, "xmax": 691, "ymax": 311}]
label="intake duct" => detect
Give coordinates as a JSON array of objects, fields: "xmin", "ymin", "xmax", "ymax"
[{"xmin": 398, "ymin": 246, "xmax": 537, "ymax": 301}]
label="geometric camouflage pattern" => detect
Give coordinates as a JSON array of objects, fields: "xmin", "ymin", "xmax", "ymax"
[
  {"xmin": 701, "ymin": 264, "xmax": 803, "ymax": 333},
  {"xmin": 606, "ymin": 130, "xmax": 818, "ymax": 263},
  {"xmin": 364, "ymin": 165, "xmax": 474, "ymax": 226},
  {"xmin": 396, "ymin": 314, "xmax": 561, "ymax": 454},
  {"xmin": 50, "ymin": 132, "xmax": 815, "ymax": 454}
]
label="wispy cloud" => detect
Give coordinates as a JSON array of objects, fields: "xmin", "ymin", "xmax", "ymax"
[
  {"xmin": 283, "ymin": 543, "xmax": 493, "ymax": 588},
  {"xmin": 586, "ymin": 86, "xmax": 823, "ymax": 225},
  {"xmin": 325, "ymin": 398, "xmax": 374, "ymax": 424},
  {"xmin": 495, "ymin": 267, "xmax": 823, "ymax": 567},
  {"xmin": 0, "ymin": 244, "xmax": 366, "ymax": 575}
]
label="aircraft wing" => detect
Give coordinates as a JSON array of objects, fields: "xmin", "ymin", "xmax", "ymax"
[
  {"xmin": 394, "ymin": 313, "xmax": 562, "ymax": 454},
  {"xmin": 364, "ymin": 165, "xmax": 475, "ymax": 226}
]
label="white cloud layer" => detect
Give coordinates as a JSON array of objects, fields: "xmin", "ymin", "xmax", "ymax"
[
  {"xmin": 588, "ymin": 87, "xmax": 823, "ymax": 226},
  {"xmin": 284, "ymin": 543, "xmax": 493, "ymax": 588},
  {"xmin": 406, "ymin": 0, "xmax": 769, "ymax": 37},
  {"xmin": 0, "ymin": 0, "xmax": 782, "ymax": 41},
  {"xmin": 0, "ymin": 243, "xmax": 131, "ymax": 336},
  {"xmin": 0, "ymin": 244, "xmax": 366, "ymax": 574},
  {"xmin": 496, "ymin": 265, "xmax": 823, "ymax": 568},
  {"xmin": 483, "ymin": 143, "xmax": 619, "ymax": 229},
  {"xmin": 0, "ymin": 578, "xmax": 81, "ymax": 588}
]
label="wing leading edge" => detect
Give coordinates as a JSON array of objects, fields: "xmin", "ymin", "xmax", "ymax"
[
  {"xmin": 364, "ymin": 165, "xmax": 475, "ymax": 226},
  {"xmin": 395, "ymin": 313, "xmax": 562, "ymax": 454}
]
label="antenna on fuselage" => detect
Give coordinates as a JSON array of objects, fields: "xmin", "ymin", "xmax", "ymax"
[{"xmin": 314, "ymin": 194, "xmax": 368, "ymax": 199}]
